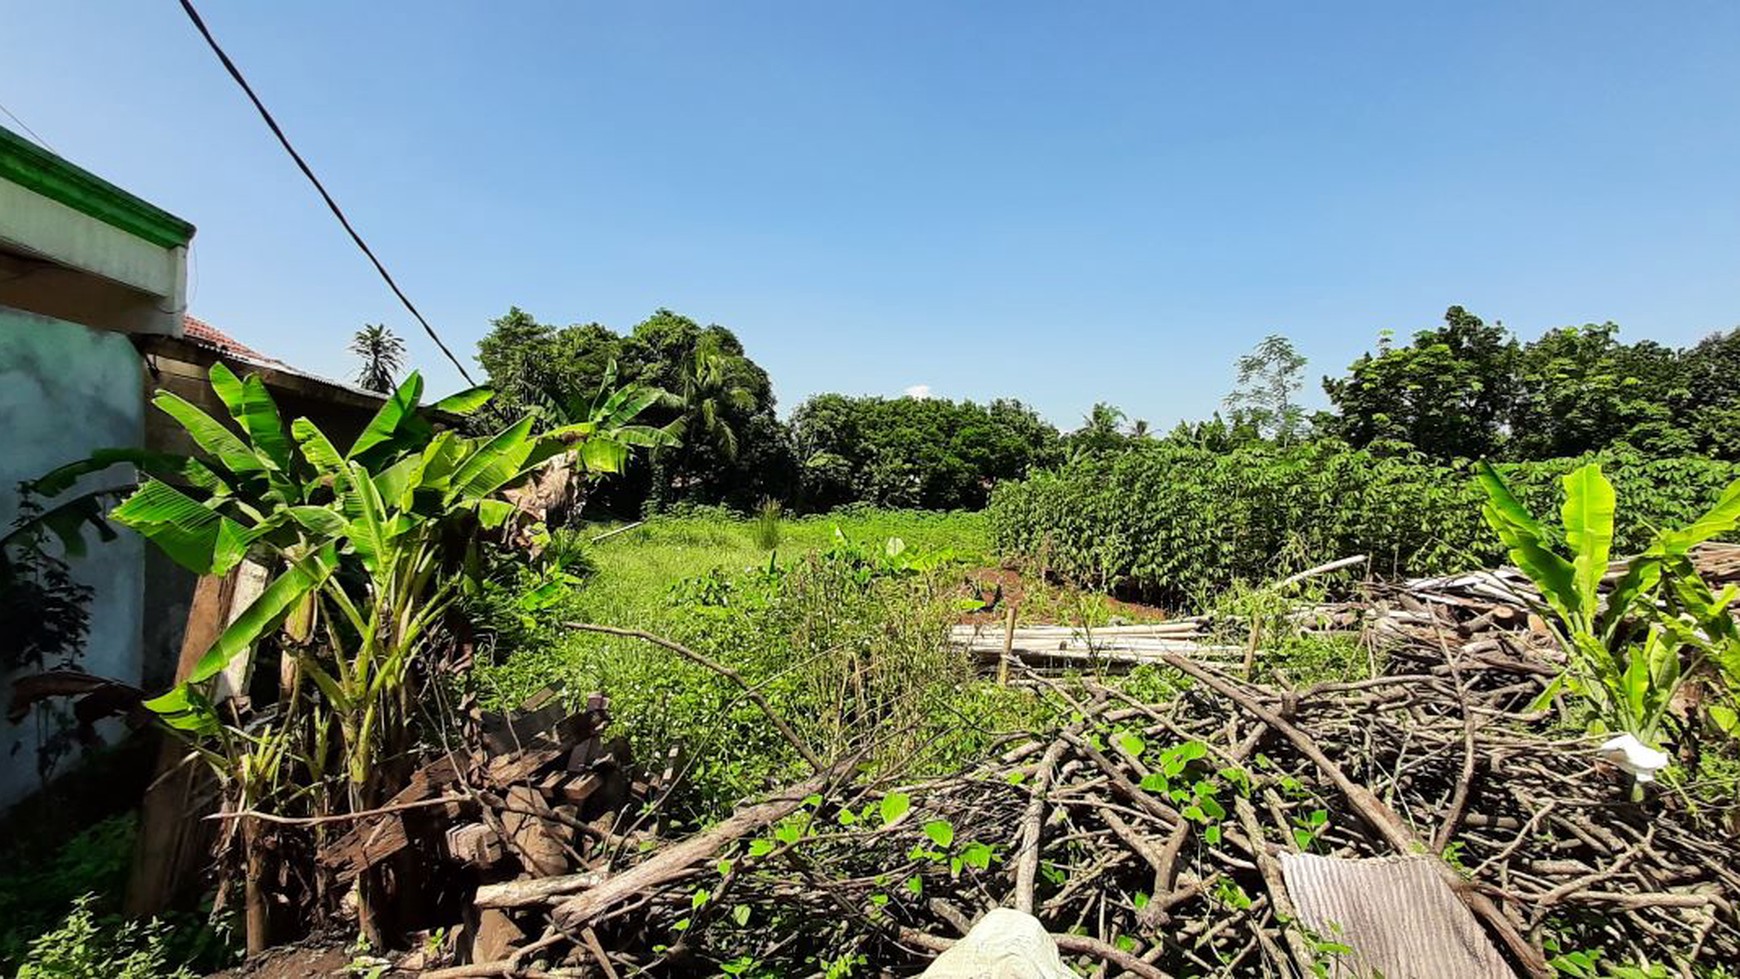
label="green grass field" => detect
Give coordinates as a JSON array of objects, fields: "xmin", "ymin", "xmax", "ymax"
[{"xmin": 555, "ymin": 507, "xmax": 991, "ymax": 627}]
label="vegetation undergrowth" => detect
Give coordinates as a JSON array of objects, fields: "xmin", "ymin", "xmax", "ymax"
[
  {"xmin": 0, "ymin": 814, "xmax": 235, "ymax": 975},
  {"xmin": 1207, "ymin": 574, "xmax": 1375, "ymax": 687},
  {"xmin": 478, "ymin": 508, "xmax": 1052, "ymax": 821}
]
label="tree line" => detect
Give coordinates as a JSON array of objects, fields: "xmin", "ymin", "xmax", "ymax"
[{"xmin": 418, "ymin": 304, "xmax": 1740, "ymax": 517}]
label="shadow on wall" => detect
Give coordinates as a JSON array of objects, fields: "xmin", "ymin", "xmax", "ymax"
[{"xmin": 0, "ymin": 308, "xmax": 145, "ymax": 811}]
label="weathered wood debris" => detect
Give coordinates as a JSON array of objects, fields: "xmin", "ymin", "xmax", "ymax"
[{"xmin": 336, "ymin": 547, "xmax": 1740, "ymax": 976}]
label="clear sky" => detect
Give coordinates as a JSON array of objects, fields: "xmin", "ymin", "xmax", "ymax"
[{"xmin": 4, "ymin": 2, "xmax": 1737, "ymax": 428}]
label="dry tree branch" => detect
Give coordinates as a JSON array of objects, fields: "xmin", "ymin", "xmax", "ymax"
[
  {"xmin": 1014, "ymin": 739, "xmax": 1068, "ymax": 913},
  {"xmin": 1157, "ymin": 652, "xmax": 1553, "ymax": 979}
]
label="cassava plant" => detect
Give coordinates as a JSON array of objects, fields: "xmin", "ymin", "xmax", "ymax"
[{"xmin": 1477, "ymin": 460, "xmax": 1740, "ymax": 754}]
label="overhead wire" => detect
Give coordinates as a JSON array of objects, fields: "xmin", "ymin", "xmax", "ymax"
[
  {"xmin": 174, "ymin": 0, "xmax": 476, "ymax": 385},
  {"xmin": 0, "ymin": 99, "xmax": 56, "ymax": 152}
]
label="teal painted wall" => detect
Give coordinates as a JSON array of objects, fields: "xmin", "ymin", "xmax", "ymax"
[{"xmin": 0, "ymin": 307, "xmax": 145, "ymax": 809}]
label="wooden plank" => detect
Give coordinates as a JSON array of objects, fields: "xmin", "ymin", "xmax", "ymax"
[
  {"xmin": 214, "ymin": 559, "xmax": 268, "ymax": 705},
  {"xmin": 320, "ymin": 757, "xmax": 463, "ymax": 881},
  {"xmin": 123, "ymin": 571, "xmax": 235, "ymax": 917}
]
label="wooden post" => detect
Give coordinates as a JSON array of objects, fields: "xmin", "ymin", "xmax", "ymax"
[
  {"xmin": 214, "ymin": 560, "xmax": 268, "ymax": 705},
  {"xmin": 123, "ymin": 571, "xmax": 236, "ymax": 918},
  {"xmin": 997, "ymin": 604, "xmax": 1018, "ymax": 686}
]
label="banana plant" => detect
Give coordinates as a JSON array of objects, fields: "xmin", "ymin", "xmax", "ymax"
[
  {"xmin": 512, "ymin": 359, "xmax": 678, "ymax": 527},
  {"xmin": 538, "ymin": 358, "xmax": 679, "ymax": 470},
  {"xmin": 118, "ymin": 367, "xmax": 554, "ymax": 781},
  {"xmin": 1477, "ymin": 461, "xmax": 1740, "ymax": 749},
  {"xmin": 21, "ymin": 362, "xmax": 682, "ymax": 948}
]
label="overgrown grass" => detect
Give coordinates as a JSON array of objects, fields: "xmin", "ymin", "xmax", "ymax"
[
  {"xmin": 475, "ymin": 506, "xmax": 1394, "ymax": 824},
  {"xmin": 476, "ymin": 508, "xmax": 1026, "ymax": 821},
  {"xmin": 541, "ymin": 507, "xmax": 990, "ymax": 628}
]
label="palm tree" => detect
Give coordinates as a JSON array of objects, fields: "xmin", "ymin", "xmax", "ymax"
[
  {"xmin": 349, "ymin": 324, "xmax": 406, "ymax": 393},
  {"xmin": 665, "ymin": 334, "xmax": 756, "ymax": 461},
  {"xmin": 1071, "ymin": 402, "xmax": 1129, "ymax": 457},
  {"xmin": 646, "ymin": 334, "xmax": 756, "ymax": 508}
]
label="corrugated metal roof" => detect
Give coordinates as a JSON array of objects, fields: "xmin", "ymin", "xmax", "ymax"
[{"xmin": 1280, "ymin": 852, "xmax": 1517, "ymax": 979}]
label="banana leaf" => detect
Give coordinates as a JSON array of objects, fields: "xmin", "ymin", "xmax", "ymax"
[
  {"xmin": 1477, "ymin": 462, "xmax": 1577, "ymax": 621},
  {"xmin": 342, "ymin": 460, "xmax": 394, "ymax": 576},
  {"xmin": 152, "ymin": 392, "xmax": 267, "ymax": 476},
  {"xmin": 450, "ymin": 416, "xmax": 537, "ymax": 502},
  {"xmin": 237, "ymin": 374, "xmax": 295, "ymax": 475},
  {"xmin": 143, "ymin": 543, "xmax": 339, "ymax": 715},
  {"xmin": 207, "ymin": 361, "xmax": 247, "ymax": 417},
  {"xmin": 27, "ymin": 447, "xmax": 218, "ymax": 498},
  {"xmin": 580, "ymin": 437, "xmax": 630, "ymax": 475},
  {"xmin": 348, "ymin": 372, "xmax": 429, "ymax": 462},
  {"xmin": 1660, "ymin": 477, "xmax": 1740, "ymax": 555},
  {"xmin": 429, "ymin": 386, "xmax": 494, "ymax": 416},
  {"xmin": 1560, "ymin": 463, "xmax": 1616, "ymax": 618},
  {"xmin": 111, "ymin": 480, "xmax": 255, "ymax": 576}
]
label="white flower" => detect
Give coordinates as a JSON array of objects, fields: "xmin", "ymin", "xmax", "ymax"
[{"xmin": 1596, "ymin": 733, "xmax": 1671, "ymax": 782}]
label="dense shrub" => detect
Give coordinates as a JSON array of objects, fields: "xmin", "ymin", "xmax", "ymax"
[{"xmin": 987, "ymin": 441, "xmax": 1740, "ymax": 604}]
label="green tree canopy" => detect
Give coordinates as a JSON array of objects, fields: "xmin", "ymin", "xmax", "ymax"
[
  {"xmin": 1322, "ymin": 306, "xmax": 1740, "ymax": 462},
  {"xmin": 1322, "ymin": 306, "xmax": 1519, "ymax": 459},
  {"xmin": 1509, "ymin": 323, "xmax": 1686, "ymax": 459},
  {"xmin": 474, "ymin": 306, "xmax": 787, "ymax": 513},
  {"xmin": 1069, "ymin": 402, "xmax": 1131, "ymax": 458},
  {"xmin": 788, "ymin": 393, "xmax": 1061, "ymax": 510},
  {"xmin": 1225, "ymin": 334, "xmax": 1308, "ymax": 442}
]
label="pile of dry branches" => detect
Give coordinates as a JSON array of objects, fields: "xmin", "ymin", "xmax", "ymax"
[{"xmin": 406, "ymin": 559, "xmax": 1738, "ymax": 978}]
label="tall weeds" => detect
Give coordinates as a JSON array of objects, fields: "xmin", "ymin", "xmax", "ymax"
[{"xmin": 752, "ymin": 498, "xmax": 783, "ymax": 552}]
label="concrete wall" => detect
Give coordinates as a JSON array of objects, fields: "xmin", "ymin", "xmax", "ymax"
[
  {"xmin": 0, "ymin": 178, "xmax": 186, "ymax": 336},
  {"xmin": 0, "ymin": 306, "xmax": 146, "ymax": 809}
]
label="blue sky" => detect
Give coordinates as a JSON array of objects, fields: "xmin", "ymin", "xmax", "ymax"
[{"xmin": 4, "ymin": 2, "xmax": 1737, "ymax": 428}]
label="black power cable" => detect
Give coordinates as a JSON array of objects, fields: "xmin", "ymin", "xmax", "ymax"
[{"xmin": 176, "ymin": 0, "xmax": 476, "ymax": 385}]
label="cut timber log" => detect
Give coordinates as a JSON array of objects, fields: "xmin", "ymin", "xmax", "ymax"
[
  {"xmin": 475, "ymin": 871, "xmax": 608, "ymax": 908},
  {"xmin": 550, "ymin": 767, "xmax": 843, "ymax": 931},
  {"xmin": 500, "ymin": 786, "xmax": 568, "ymax": 877},
  {"xmin": 321, "ymin": 757, "xmax": 463, "ymax": 883},
  {"xmin": 124, "ymin": 572, "xmax": 235, "ymax": 918}
]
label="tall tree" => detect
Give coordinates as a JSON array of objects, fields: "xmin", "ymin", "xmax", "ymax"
[
  {"xmin": 664, "ymin": 332, "xmax": 756, "ymax": 462},
  {"xmin": 1676, "ymin": 328, "xmax": 1740, "ymax": 460},
  {"xmin": 618, "ymin": 310, "xmax": 778, "ymax": 508},
  {"xmin": 476, "ymin": 307, "xmax": 785, "ymax": 512},
  {"xmin": 474, "ymin": 307, "xmax": 622, "ymax": 428},
  {"xmin": 1224, "ymin": 334, "xmax": 1307, "ymax": 442},
  {"xmin": 349, "ymin": 324, "xmax": 406, "ymax": 393},
  {"xmin": 788, "ymin": 394, "xmax": 1061, "ymax": 510},
  {"xmin": 1510, "ymin": 323, "xmax": 1685, "ymax": 458},
  {"xmin": 508, "ymin": 360, "xmax": 678, "ymax": 526},
  {"xmin": 1323, "ymin": 306, "xmax": 1518, "ymax": 459}
]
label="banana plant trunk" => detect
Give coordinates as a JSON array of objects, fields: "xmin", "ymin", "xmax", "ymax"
[{"xmin": 242, "ymin": 816, "xmax": 271, "ymax": 955}]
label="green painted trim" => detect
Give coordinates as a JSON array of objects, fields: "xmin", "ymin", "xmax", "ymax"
[{"xmin": 0, "ymin": 125, "xmax": 195, "ymax": 249}]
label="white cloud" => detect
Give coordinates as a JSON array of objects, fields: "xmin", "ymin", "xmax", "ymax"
[{"xmin": 903, "ymin": 384, "xmax": 932, "ymax": 399}]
